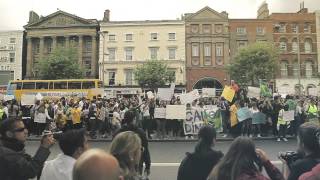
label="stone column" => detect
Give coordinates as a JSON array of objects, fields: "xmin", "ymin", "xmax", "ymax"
[
  {"xmin": 52, "ymin": 36, "xmax": 57, "ymax": 51},
  {"xmin": 39, "ymin": 37, "xmax": 44, "ymax": 60},
  {"xmin": 200, "ymin": 42, "xmax": 204, "ymax": 67},
  {"xmin": 26, "ymin": 37, "xmax": 33, "ymax": 78},
  {"xmin": 65, "ymin": 35, "xmax": 70, "ymax": 49},
  {"xmin": 78, "ymin": 35, "xmax": 83, "ymax": 66},
  {"xmin": 91, "ymin": 35, "xmax": 97, "ymax": 78}
]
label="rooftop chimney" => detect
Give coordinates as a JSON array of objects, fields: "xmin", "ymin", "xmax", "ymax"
[
  {"xmin": 28, "ymin": 11, "xmax": 39, "ymax": 24},
  {"xmin": 103, "ymin": 9, "xmax": 110, "ymax": 22},
  {"xmin": 298, "ymin": 1, "xmax": 308, "ymax": 13},
  {"xmin": 221, "ymin": 11, "xmax": 229, "ymax": 18}
]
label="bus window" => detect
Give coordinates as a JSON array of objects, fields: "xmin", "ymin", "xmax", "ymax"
[
  {"xmin": 36, "ymin": 82, "xmax": 49, "ymax": 89},
  {"xmin": 82, "ymin": 81, "xmax": 95, "ymax": 89},
  {"xmin": 9, "ymin": 82, "xmax": 22, "ymax": 90},
  {"xmin": 54, "ymin": 82, "xmax": 68, "ymax": 89},
  {"xmin": 22, "ymin": 82, "xmax": 35, "ymax": 89},
  {"xmin": 68, "ymin": 82, "xmax": 82, "ymax": 89},
  {"xmin": 98, "ymin": 81, "xmax": 103, "ymax": 88},
  {"xmin": 49, "ymin": 82, "xmax": 54, "ymax": 89}
]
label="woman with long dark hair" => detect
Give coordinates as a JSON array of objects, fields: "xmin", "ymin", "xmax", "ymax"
[{"xmin": 208, "ymin": 137, "xmax": 284, "ymax": 180}]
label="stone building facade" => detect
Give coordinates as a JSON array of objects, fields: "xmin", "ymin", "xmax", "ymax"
[
  {"xmin": 24, "ymin": 10, "xmax": 99, "ymax": 79},
  {"xmin": 184, "ymin": 6, "xmax": 230, "ymax": 93},
  {"xmin": 0, "ymin": 31, "xmax": 23, "ymax": 85}
]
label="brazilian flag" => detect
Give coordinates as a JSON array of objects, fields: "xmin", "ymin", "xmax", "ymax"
[
  {"xmin": 204, "ymin": 109, "xmax": 223, "ymax": 132},
  {"xmin": 260, "ymin": 80, "xmax": 272, "ymax": 97}
]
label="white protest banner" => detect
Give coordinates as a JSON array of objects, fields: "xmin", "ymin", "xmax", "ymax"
[
  {"xmin": 21, "ymin": 94, "xmax": 36, "ymax": 105},
  {"xmin": 283, "ymin": 110, "xmax": 294, "ymax": 121},
  {"xmin": 147, "ymin": 91, "xmax": 154, "ymax": 99},
  {"xmin": 4, "ymin": 95, "xmax": 14, "ymax": 101},
  {"xmin": 278, "ymin": 86, "xmax": 295, "ymax": 95},
  {"xmin": 202, "ymin": 88, "xmax": 216, "ymax": 97},
  {"xmin": 154, "ymin": 108, "xmax": 166, "ymax": 119},
  {"xmin": 184, "ymin": 108, "xmax": 205, "ymax": 135},
  {"xmin": 237, "ymin": 107, "xmax": 252, "ymax": 122},
  {"xmin": 179, "ymin": 89, "xmax": 200, "ymax": 105},
  {"xmin": 166, "ymin": 105, "xmax": 186, "ymax": 119},
  {"xmin": 248, "ymin": 87, "xmax": 260, "ymax": 98},
  {"xmin": 308, "ymin": 88, "xmax": 318, "ymax": 96},
  {"xmin": 157, "ymin": 88, "xmax": 173, "ymax": 101}
]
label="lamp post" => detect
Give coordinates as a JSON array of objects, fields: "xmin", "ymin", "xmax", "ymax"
[{"xmin": 98, "ymin": 31, "xmax": 108, "ymax": 87}]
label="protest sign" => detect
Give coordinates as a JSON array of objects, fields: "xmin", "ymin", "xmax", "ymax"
[
  {"xmin": 248, "ymin": 87, "xmax": 260, "ymax": 98},
  {"xmin": 308, "ymin": 88, "xmax": 318, "ymax": 96},
  {"xmin": 202, "ymin": 88, "xmax": 216, "ymax": 97},
  {"xmin": 154, "ymin": 108, "xmax": 166, "ymax": 119},
  {"xmin": 204, "ymin": 108, "xmax": 223, "ymax": 132},
  {"xmin": 179, "ymin": 89, "xmax": 200, "ymax": 105},
  {"xmin": 184, "ymin": 108, "xmax": 205, "ymax": 135},
  {"xmin": 147, "ymin": 91, "xmax": 154, "ymax": 99},
  {"xmin": 278, "ymin": 86, "xmax": 295, "ymax": 95},
  {"xmin": 283, "ymin": 110, "xmax": 294, "ymax": 121},
  {"xmin": 166, "ymin": 105, "xmax": 186, "ymax": 119},
  {"xmin": 21, "ymin": 94, "xmax": 36, "ymax": 105},
  {"xmin": 35, "ymin": 93, "xmax": 43, "ymax": 100},
  {"xmin": 252, "ymin": 112, "xmax": 266, "ymax": 124},
  {"xmin": 157, "ymin": 88, "xmax": 173, "ymax": 101},
  {"xmin": 221, "ymin": 86, "xmax": 235, "ymax": 102},
  {"xmin": 4, "ymin": 95, "xmax": 14, "ymax": 101},
  {"xmin": 237, "ymin": 107, "xmax": 252, "ymax": 122}
]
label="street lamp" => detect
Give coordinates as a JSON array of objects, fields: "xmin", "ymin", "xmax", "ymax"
[{"xmin": 98, "ymin": 31, "xmax": 108, "ymax": 87}]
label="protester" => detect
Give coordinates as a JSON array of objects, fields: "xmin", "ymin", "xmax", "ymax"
[
  {"xmin": 207, "ymin": 137, "xmax": 284, "ymax": 180},
  {"xmin": 277, "ymin": 104, "xmax": 289, "ymax": 142},
  {"xmin": 177, "ymin": 126, "xmax": 223, "ymax": 180},
  {"xmin": 282, "ymin": 122, "xmax": 320, "ymax": 180},
  {"xmin": 40, "ymin": 129, "xmax": 89, "ymax": 180},
  {"xmin": 110, "ymin": 131, "xmax": 142, "ymax": 180},
  {"xmin": 73, "ymin": 149, "xmax": 123, "ymax": 180},
  {"xmin": 0, "ymin": 118, "xmax": 55, "ymax": 180}
]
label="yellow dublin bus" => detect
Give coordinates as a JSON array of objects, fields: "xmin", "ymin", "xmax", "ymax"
[{"xmin": 6, "ymin": 79, "xmax": 103, "ymax": 101}]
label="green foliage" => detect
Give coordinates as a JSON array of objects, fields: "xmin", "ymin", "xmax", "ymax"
[
  {"xmin": 227, "ymin": 42, "xmax": 279, "ymax": 86},
  {"xmin": 37, "ymin": 47, "xmax": 84, "ymax": 80},
  {"xmin": 134, "ymin": 60, "xmax": 175, "ymax": 89}
]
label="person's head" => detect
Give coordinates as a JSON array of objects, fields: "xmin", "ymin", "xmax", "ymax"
[
  {"xmin": 194, "ymin": 126, "xmax": 217, "ymax": 154},
  {"xmin": 208, "ymin": 137, "xmax": 261, "ymax": 180},
  {"xmin": 58, "ymin": 129, "xmax": 89, "ymax": 159},
  {"xmin": 122, "ymin": 110, "xmax": 135, "ymax": 125},
  {"xmin": 73, "ymin": 149, "xmax": 123, "ymax": 180},
  {"xmin": 109, "ymin": 131, "xmax": 142, "ymax": 177},
  {"xmin": 297, "ymin": 122, "xmax": 320, "ymax": 155},
  {"xmin": 0, "ymin": 118, "xmax": 28, "ymax": 142}
]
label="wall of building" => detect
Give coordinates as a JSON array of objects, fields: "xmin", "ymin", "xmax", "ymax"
[{"xmin": 0, "ymin": 31, "xmax": 23, "ymax": 85}]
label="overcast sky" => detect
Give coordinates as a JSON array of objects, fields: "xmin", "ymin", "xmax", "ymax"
[{"xmin": 0, "ymin": 0, "xmax": 319, "ymax": 31}]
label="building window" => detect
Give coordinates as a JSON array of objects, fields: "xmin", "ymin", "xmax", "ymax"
[
  {"xmin": 215, "ymin": 24, "xmax": 223, "ymax": 34},
  {"xmin": 191, "ymin": 24, "xmax": 199, "ymax": 33},
  {"xmin": 237, "ymin": 41, "xmax": 247, "ymax": 49},
  {"xmin": 46, "ymin": 39, "xmax": 52, "ymax": 53},
  {"xmin": 292, "ymin": 39, "xmax": 298, "ymax": 53},
  {"xmin": 304, "ymin": 39, "xmax": 312, "ymax": 53},
  {"xmin": 168, "ymin": 48, "xmax": 176, "ymax": 60},
  {"xmin": 292, "ymin": 24, "xmax": 298, "ymax": 33},
  {"xmin": 305, "ymin": 61, "xmax": 313, "ymax": 77},
  {"xmin": 150, "ymin": 33, "xmax": 158, "ymax": 40},
  {"xmin": 84, "ymin": 38, "xmax": 92, "ymax": 52},
  {"xmin": 304, "ymin": 23, "xmax": 310, "ymax": 33},
  {"xmin": 256, "ymin": 27, "xmax": 265, "ymax": 35},
  {"xmin": 203, "ymin": 24, "xmax": 211, "ymax": 34},
  {"xmin": 204, "ymin": 43, "xmax": 211, "ymax": 57},
  {"xmin": 125, "ymin": 34, "xmax": 133, "ymax": 41},
  {"xmin": 216, "ymin": 43, "xmax": 223, "ymax": 57},
  {"xmin": 293, "ymin": 62, "xmax": 299, "ymax": 77},
  {"xmin": 108, "ymin": 48, "xmax": 116, "ymax": 61},
  {"xmin": 125, "ymin": 70, "xmax": 133, "ymax": 85},
  {"xmin": 108, "ymin": 71, "xmax": 116, "ymax": 85},
  {"xmin": 279, "ymin": 23, "xmax": 286, "ymax": 33},
  {"xmin": 125, "ymin": 47, "xmax": 133, "ymax": 60},
  {"xmin": 9, "ymin": 53, "xmax": 15, "ymax": 63},
  {"xmin": 279, "ymin": 38, "xmax": 287, "ymax": 52},
  {"xmin": 9, "ymin": 38, "xmax": 16, "ymax": 44},
  {"xmin": 109, "ymin": 35, "xmax": 116, "ymax": 41},
  {"xmin": 149, "ymin": 47, "xmax": 158, "ymax": 59},
  {"xmin": 33, "ymin": 40, "xmax": 40, "ymax": 54},
  {"xmin": 168, "ymin": 33, "xmax": 176, "ymax": 40},
  {"xmin": 236, "ymin": 27, "xmax": 246, "ymax": 34},
  {"xmin": 192, "ymin": 43, "xmax": 199, "ymax": 57},
  {"xmin": 280, "ymin": 61, "xmax": 288, "ymax": 77}
]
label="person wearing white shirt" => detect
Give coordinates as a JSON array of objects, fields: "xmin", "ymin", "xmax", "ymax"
[{"xmin": 40, "ymin": 129, "xmax": 89, "ymax": 180}]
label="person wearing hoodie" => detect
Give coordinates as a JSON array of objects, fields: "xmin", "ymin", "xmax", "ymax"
[{"xmin": 40, "ymin": 129, "xmax": 88, "ymax": 180}]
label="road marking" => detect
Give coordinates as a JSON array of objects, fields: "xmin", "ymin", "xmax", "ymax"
[{"xmin": 151, "ymin": 161, "xmax": 283, "ymax": 167}]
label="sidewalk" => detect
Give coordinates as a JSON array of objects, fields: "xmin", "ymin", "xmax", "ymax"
[{"xmin": 27, "ymin": 134, "xmax": 295, "ymax": 142}]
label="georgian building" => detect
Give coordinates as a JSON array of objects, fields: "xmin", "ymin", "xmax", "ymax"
[
  {"xmin": 0, "ymin": 31, "xmax": 23, "ymax": 85},
  {"xmin": 184, "ymin": 7, "xmax": 230, "ymax": 94},
  {"xmin": 24, "ymin": 10, "xmax": 99, "ymax": 79},
  {"xmin": 99, "ymin": 10, "xmax": 185, "ymax": 94}
]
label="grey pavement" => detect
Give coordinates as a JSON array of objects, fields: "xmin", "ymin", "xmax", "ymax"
[{"xmin": 25, "ymin": 139, "xmax": 297, "ymax": 180}]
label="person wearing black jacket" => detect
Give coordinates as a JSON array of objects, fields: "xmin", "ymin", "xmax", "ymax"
[
  {"xmin": 114, "ymin": 110, "xmax": 151, "ymax": 178},
  {"xmin": 177, "ymin": 126, "xmax": 223, "ymax": 180},
  {"xmin": 0, "ymin": 118, "xmax": 55, "ymax": 180}
]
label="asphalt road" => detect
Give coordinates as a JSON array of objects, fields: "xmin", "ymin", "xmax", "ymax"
[{"xmin": 25, "ymin": 139, "xmax": 297, "ymax": 180}]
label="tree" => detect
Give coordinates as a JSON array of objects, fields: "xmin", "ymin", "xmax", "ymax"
[
  {"xmin": 37, "ymin": 47, "xmax": 84, "ymax": 79},
  {"xmin": 134, "ymin": 60, "xmax": 175, "ymax": 90},
  {"xmin": 227, "ymin": 42, "xmax": 279, "ymax": 87}
]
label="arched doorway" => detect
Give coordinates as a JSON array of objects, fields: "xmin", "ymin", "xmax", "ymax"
[{"xmin": 193, "ymin": 77, "xmax": 223, "ymax": 95}]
